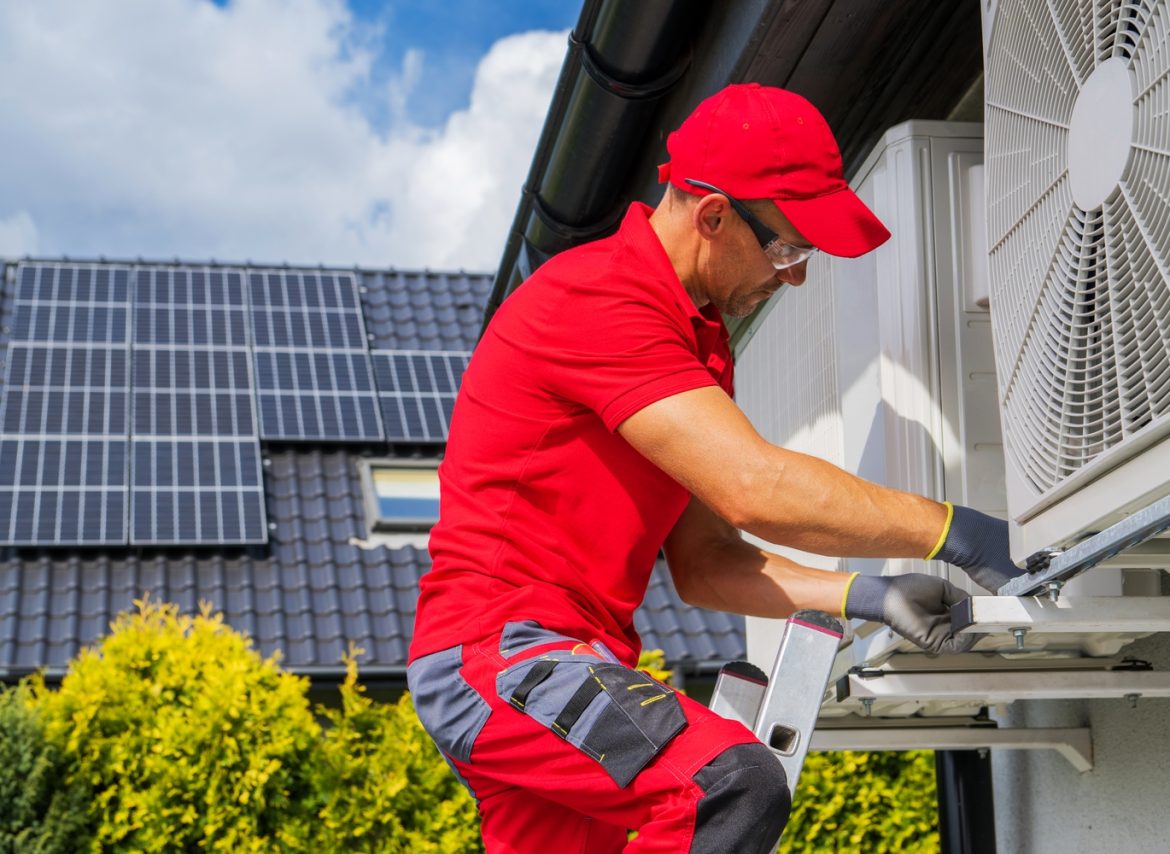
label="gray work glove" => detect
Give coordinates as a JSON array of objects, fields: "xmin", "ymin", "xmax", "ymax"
[
  {"xmin": 931, "ymin": 503, "xmax": 1024, "ymax": 592},
  {"xmin": 845, "ymin": 573, "xmax": 977, "ymax": 655}
]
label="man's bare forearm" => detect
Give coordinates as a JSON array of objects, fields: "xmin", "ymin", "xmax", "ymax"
[
  {"xmin": 735, "ymin": 444, "xmax": 948, "ymax": 560},
  {"xmin": 669, "ymin": 532, "xmax": 851, "ymax": 619},
  {"xmin": 620, "ymin": 388, "xmax": 949, "ymax": 562}
]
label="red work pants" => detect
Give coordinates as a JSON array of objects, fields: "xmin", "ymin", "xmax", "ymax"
[{"xmin": 408, "ymin": 621, "xmax": 790, "ymax": 853}]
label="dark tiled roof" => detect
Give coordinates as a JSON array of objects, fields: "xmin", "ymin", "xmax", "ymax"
[
  {"xmin": 361, "ymin": 269, "xmax": 494, "ymax": 351},
  {"xmin": 0, "ymin": 259, "xmax": 744, "ymax": 678}
]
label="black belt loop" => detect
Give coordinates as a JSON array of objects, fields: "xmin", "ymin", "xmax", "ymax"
[
  {"xmin": 509, "ymin": 660, "xmax": 558, "ymax": 709},
  {"xmin": 551, "ymin": 670, "xmax": 604, "ymax": 738}
]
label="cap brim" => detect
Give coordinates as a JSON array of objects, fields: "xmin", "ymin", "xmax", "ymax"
[{"xmin": 773, "ymin": 188, "xmax": 891, "ymax": 258}]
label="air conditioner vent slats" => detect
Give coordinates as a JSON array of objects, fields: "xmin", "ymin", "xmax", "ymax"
[
  {"xmin": 989, "ymin": 0, "xmax": 1170, "ymax": 501},
  {"xmin": 1050, "ymin": 0, "xmax": 1097, "ymax": 82},
  {"xmin": 1130, "ymin": 2, "xmax": 1169, "ymax": 98},
  {"xmin": 986, "ymin": 109, "xmax": 1069, "ymax": 249}
]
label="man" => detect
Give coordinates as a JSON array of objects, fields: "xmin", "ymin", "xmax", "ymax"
[{"xmin": 407, "ymin": 84, "xmax": 1019, "ymax": 853}]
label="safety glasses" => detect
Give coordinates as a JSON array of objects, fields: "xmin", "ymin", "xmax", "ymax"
[{"xmin": 685, "ymin": 179, "xmax": 818, "ymax": 270}]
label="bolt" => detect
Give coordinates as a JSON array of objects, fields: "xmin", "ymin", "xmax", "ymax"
[
  {"xmin": 1046, "ymin": 581, "xmax": 1064, "ymax": 603},
  {"xmin": 1125, "ymin": 693, "xmax": 1140, "ymax": 709},
  {"xmin": 861, "ymin": 698, "xmax": 874, "ymax": 718},
  {"xmin": 1011, "ymin": 627, "xmax": 1028, "ymax": 650}
]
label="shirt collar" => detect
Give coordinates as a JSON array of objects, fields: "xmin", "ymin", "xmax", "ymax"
[{"xmin": 618, "ymin": 202, "xmax": 730, "ymax": 359}]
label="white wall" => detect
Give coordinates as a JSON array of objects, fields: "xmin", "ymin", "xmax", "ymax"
[{"xmin": 992, "ymin": 623, "xmax": 1170, "ymax": 854}]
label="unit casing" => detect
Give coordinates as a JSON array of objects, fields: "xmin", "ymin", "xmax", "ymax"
[{"xmin": 982, "ymin": 0, "xmax": 1170, "ymax": 562}]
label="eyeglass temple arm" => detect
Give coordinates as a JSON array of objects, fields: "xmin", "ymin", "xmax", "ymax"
[{"xmin": 683, "ymin": 179, "xmax": 776, "ymax": 246}]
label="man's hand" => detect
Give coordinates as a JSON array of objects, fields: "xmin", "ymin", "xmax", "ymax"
[
  {"xmin": 844, "ymin": 573, "xmax": 976, "ymax": 655},
  {"xmin": 933, "ymin": 504, "xmax": 1023, "ymax": 592}
]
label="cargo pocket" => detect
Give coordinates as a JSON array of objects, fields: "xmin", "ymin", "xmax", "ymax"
[
  {"xmin": 497, "ymin": 654, "xmax": 686, "ymax": 788},
  {"xmin": 407, "ymin": 645, "xmax": 491, "ymax": 765}
]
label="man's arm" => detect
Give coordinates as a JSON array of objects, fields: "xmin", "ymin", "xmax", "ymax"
[
  {"xmin": 662, "ymin": 495, "xmax": 850, "ymax": 618},
  {"xmin": 662, "ymin": 493, "xmax": 977, "ymax": 654},
  {"xmin": 618, "ymin": 386, "xmax": 948, "ymax": 559}
]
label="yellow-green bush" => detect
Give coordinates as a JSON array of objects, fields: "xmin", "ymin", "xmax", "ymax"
[
  {"xmin": 34, "ymin": 598, "xmax": 321, "ymax": 851},
  {"xmin": 16, "ymin": 598, "xmax": 481, "ymax": 853},
  {"xmin": 781, "ymin": 749, "xmax": 939, "ymax": 853},
  {"xmin": 312, "ymin": 650, "xmax": 482, "ymax": 853}
]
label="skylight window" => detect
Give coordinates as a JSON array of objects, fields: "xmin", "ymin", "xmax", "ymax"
[{"xmin": 360, "ymin": 460, "xmax": 440, "ymax": 532}]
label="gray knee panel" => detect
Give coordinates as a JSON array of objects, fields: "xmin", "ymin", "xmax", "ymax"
[{"xmin": 691, "ymin": 742, "xmax": 790, "ymax": 854}]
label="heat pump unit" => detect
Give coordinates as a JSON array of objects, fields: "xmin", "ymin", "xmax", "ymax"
[
  {"xmin": 735, "ymin": 122, "xmax": 997, "ymax": 666},
  {"xmin": 984, "ymin": 0, "xmax": 1170, "ymax": 561}
]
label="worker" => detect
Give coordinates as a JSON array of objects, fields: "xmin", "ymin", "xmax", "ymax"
[{"xmin": 407, "ymin": 83, "xmax": 1020, "ymax": 853}]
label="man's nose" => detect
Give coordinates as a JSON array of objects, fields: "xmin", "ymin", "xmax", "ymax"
[{"xmin": 776, "ymin": 260, "xmax": 808, "ymax": 287}]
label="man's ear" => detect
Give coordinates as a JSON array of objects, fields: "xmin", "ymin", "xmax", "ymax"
[{"xmin": 692, "ymin": 195, "xmax": 728, "ymax": 241}]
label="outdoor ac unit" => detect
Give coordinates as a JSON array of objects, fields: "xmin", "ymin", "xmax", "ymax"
[
  {"xmin": 983, "ymin": 0, "xmax": 1170, "ymax": 561},
  {"xmin": 735, "ymin": 122, "xmax": 1003, "ymax": 667}
]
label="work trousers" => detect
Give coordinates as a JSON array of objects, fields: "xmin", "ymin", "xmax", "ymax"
[{"xmin": 408, "ymin": 620, "xmax": 791, "ymax": 853}]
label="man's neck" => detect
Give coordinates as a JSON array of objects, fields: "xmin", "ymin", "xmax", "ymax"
[{"xmin": 649, "ymin": 204, "xmax": 709, "ymax": 310}]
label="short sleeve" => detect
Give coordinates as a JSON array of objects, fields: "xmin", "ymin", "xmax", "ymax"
[{"xmin": 537, "ymin": 292, "xmax": 720, "ymax": 432}]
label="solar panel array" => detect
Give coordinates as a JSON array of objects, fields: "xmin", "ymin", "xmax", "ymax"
[
  {"xmin": 371, "ymin": 350, "xmax": 469, "ymax": 442},
  {"xmin": 0, "ymin": 264, "xmax": 132, "ymax": 544},
  {"xmin": 250, "ymin": 270, "xmax": 384, "ymax": 441},
  {"xmin": 130, "ymin": 267, "xmax": 267, "ymax": 544},
  {"xmin": 1, "ymin": 262, "xmax": 473, "ymax": 547}
]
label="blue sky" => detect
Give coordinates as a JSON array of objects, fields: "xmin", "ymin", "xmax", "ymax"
[
  {"xmin": 346, "ymin": 0, "xmax": 575, "ymax": 127},
  {"xmin": 0, "ymin": 0, "xmax": 578, "ymax": 270},
  {"xmin": 205, "ymin": 0, "xmax": 577, "ymax": 128}
]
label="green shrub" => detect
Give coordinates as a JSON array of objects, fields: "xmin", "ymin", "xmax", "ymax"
[
  {"xmin": 34, "ymin": 597, "xmax": 322, "ymax": 852},
  {"xmin": 781, "ymin": 750, "xmax": 939, "ymax": 853},
  {"xmin": 312, "ymin": 649, "xmax": 482, "ymax": 853},
  {"xmin": 0, "ymin": 682, "xmax": 90, "ymax": 854}
]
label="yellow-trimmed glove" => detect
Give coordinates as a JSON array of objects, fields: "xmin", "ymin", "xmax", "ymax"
[
  {"xmin": 844, "ymin": 572, "xmax": 976, "ymax": 655},
  {"xmin": 929, "ymin": 503, "xmax": 1023, "ymax": 593}
]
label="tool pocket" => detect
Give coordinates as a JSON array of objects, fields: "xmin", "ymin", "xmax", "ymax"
[
  {"xmin": 497, "ymin": 653, "xmax": 686, "ymax": 788},
  {"xmin": 408, "ymin": 645, "xmax": 491, "ymax": 765}
]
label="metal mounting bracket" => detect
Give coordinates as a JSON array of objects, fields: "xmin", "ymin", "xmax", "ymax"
[
  {"xmin": 835, "ymin": 669, "xmax": 1170, "ymax": 705},
  {"xmin": 809, "ymin": 726, "xmax": 1094, "ymax": 772},
  {"xmin": 1002, "ymin": 493, "xmax": 1170, "ymax": 596},
  {"xmin": 952, "ymin": 596, "xmax": 1170, "ymax": 635}
]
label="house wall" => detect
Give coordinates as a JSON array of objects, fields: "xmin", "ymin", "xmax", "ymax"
[{"xmin": 991, "ymin": 631, "xmax": 1170, "ymax": 854}]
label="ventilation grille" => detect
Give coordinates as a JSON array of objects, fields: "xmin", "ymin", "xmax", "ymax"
[{"xmin": 986, "ymin": 0, "xmax": 1170, "ymax": 495}]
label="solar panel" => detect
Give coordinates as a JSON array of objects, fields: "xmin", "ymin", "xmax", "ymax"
[
  {"xmin": 249, "ymin": 270, "xmax": 383, "ymax": 441},
  {"xmin": 129, "ymin": 267, "xmax": 267, "ymax": 545},
  {"xmin": 0, "ymin": 263, "xmax": 131, "ymax": 544},
  {"xmin": 371, "ymin": 350, "xmax": 470, "ymax": 442}
]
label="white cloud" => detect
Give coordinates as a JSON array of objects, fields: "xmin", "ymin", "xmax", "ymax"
[
  {"xmin": 0, "ymin": 212, "xmax": 39, "ymax": 258},
  {"xmin": 0, "ymin": 0, "xmax": 566, "ymax": 271}
]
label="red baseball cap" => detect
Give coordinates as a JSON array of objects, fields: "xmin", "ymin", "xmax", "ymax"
[{"xmin": 658, "ymin": 83, "xmax": 890, "ymax": 258}]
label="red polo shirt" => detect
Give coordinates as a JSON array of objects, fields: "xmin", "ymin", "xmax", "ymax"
[{"xmin": 409, "ymin": 203, "xmax": 734, "ymax": 666}]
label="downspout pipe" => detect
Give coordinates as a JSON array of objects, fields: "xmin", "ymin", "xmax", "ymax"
[{"xmin": 483, "ymin": 0, "xmax": 705, "ymax": 331}]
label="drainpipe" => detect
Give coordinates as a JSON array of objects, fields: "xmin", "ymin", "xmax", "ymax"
[
  {"xmin": 936, "ymin": 749, "xmax": 997, "ymax": 854},
  {"xmin": 483, "ymin": 0, "xmax": 705, "ymax": 331}
]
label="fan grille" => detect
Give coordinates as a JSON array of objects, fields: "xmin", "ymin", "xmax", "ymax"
[{"xmin": 987, "ymin": 0, "xmax": 1170, "ymax": 495}]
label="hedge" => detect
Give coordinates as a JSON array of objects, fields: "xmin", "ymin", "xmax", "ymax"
[
  {"xmin": 0, "ymin": 599, "xmax": 937, "ymax": 851},
  {"xmin": 783, "ymin": 750, "xmax": 939, "ymax": 852}
]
